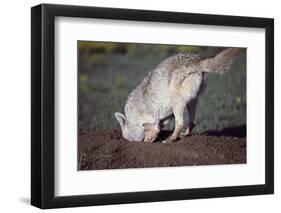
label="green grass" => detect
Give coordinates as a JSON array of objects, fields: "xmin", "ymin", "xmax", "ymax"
[{"xmin": 78, "ymin": 42, "xmax": 246, "ymax": 134}]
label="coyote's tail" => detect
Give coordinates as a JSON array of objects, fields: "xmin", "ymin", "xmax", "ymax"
[{"xmin": 199, "ymin": 48, "xmax": 241, "ymax": 74}]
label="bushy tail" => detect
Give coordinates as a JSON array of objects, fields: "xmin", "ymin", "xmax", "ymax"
[{"xmin": 199, "ymin": 48, "xmax": 241, "ymax": 74}]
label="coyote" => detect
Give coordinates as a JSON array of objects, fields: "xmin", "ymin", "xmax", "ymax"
[{"xmin": 115, "ymin": 48, "xmax": 241, "ymax": 143}]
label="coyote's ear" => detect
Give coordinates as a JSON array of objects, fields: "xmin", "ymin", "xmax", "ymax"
[{"xmin": 115, "ymin": 112, "xmax": 126, "ymax": 130}]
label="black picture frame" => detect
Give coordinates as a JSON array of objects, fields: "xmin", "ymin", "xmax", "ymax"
[{"xmin": 31, "ymin": 3, "xmax": 274, "ymax": 209}]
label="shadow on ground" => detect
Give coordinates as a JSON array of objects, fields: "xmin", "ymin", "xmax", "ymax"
[
  {"xmin": 150, "ymin": 124, "xmax": 246, "ymax": 142},
  {"xmin": 203, "ymin": 124, "xmax": 246, "ymax": 138}
]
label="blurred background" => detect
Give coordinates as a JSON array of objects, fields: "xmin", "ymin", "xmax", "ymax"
[{"xmin": 78, "ymin": 41, "xmax": 246, "ymax": 134}]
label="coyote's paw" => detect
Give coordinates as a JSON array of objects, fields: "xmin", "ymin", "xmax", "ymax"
[
  {"xmin": 180, "ymin": 132, "xmax": 189, "ymax": 138},
  {"xmin": 143, "ymin": 139, "xmax": 155, "ymax": 143},
  {"xmin": 181, "ymin": 123, "xmax": 195, "ymax": 138},
  {"xmin": 162, "ymin": 136, "xmax": 177, "ymax": 144},
  {"xmin": 162, "ymin": 139, "xmax": 172, "ymax": 144},
  {"xmin": 180, "ymin": 130, "xmax": 192, "ymax": 138}
]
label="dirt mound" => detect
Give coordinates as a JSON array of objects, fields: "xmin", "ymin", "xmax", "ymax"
[{"xmin": 78, "ymin": 129, "xmax": 246, "ymax": 170}]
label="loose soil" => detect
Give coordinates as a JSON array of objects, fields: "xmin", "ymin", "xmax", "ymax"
[{"xmin": 78, "ymin": 128, "xmax": 246, "ymax": 170}]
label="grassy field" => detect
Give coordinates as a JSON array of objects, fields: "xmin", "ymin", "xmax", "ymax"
[{"xmin": 78, "ymin": 42, "xmax": 246, "ymax": 134}]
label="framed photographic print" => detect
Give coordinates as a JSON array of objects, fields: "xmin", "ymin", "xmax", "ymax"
[{"xmin": 31, "ymin": 3, "xmax": 274, "ymax": 209}]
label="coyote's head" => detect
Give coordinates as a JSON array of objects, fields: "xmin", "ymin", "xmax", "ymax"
[
  {"xmin": 114, "ymin": 112, "xmax": 159, "ymax": 142},
  {"xmin": 114, "ymin": 112, "xmax": 145, "ymax": 142}
]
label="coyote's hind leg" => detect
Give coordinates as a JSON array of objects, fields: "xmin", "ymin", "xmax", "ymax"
[
  {"xmin": 163, "ymin": 104, "xmax": 184, "ymax": 144},
  {"xmin": 182, "ymin": 98, "xmax": 197, "ymax": 137}
]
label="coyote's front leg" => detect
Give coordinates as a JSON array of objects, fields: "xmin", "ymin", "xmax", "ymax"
[{"xmin": 163, "ymin": 104, "xmax": 184, "ymax": 144}]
